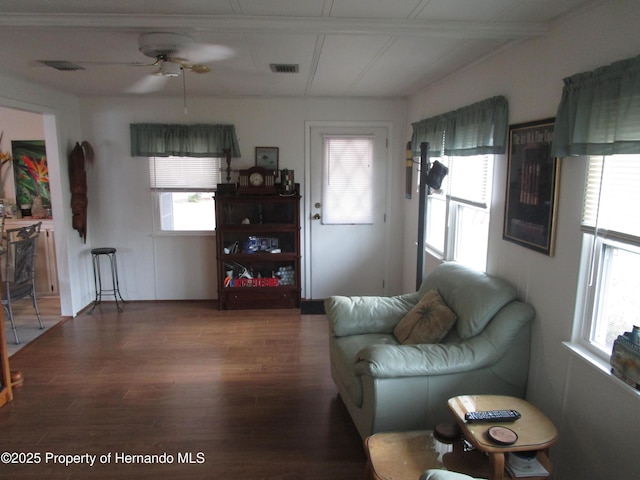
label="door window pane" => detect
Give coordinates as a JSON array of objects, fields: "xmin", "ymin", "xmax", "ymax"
[{"xmin": 322, "ymin": 136, "xmax": 374, "ymax": 224}]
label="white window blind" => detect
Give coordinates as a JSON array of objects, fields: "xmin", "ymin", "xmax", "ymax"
[
  {"xmin": 433, "ymin": 154, "xmax": 492, "ymax": 209},
  {"xmin": 322, "ymin": 136, "xmax": 374, "ymax": 224},
  {"xmin": 149, "ymin": 156, "xmax": 221, "ymax": 191},
  {"xmin": 582, "ymin": 155, "xmax": 640, "ymax": 241},
  {"xmin": 449, "ymin": 155, "xmax": 492, "ymax": 207}
]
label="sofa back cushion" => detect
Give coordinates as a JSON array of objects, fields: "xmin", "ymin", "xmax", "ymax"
[{"xmin": 418, "ymin": 262, "xmax": 517, "ymax": 340}]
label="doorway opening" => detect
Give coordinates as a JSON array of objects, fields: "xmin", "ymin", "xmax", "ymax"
[{"xmin": 0, "ymin": 105, "xmax": 65, "ymax": 317}]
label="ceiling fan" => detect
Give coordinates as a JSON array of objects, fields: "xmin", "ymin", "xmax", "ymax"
[
  {"xmin": 127, "ymin": 32, "xmax": 234, "ymax": 94},
  {"xmin": 39, "ymin": 32, "xmax": 234, "ymax": 94}
]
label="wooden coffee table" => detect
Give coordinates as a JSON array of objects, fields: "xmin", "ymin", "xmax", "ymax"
[
  {"xmin": 447, "ymin": 395, "xmax": 558, "ymax": 480},
  {"xmin": 364, "ymin": 430, "xmax": 492, "ymax": 480}
]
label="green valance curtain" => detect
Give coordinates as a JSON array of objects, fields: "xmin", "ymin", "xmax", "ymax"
[
  {"xmin": 130, "ymin": 123, "xmax": 241, "ymax": 158},
  {"xmin": 411, "ymin": 95, "xmax": 509, "ymax": 156},
  {"xmin": 411, "ymin": 112, "xmax": 449, "ymax": 155},
  {"xmin": 552, "ymin": 54, "xmax": 640, "ymax": 157}
]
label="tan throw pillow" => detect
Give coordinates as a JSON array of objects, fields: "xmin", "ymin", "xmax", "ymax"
[{"xmin": 393, "ymin": 289, "xmax": 457, "ymax": 345}]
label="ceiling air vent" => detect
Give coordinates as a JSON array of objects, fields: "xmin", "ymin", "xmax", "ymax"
[
  {"xmin": 38, "ymin": 60, "xmax": 85, "ymax": 71},
  {"xmin": 270, "ymin": 64, "xmax": 299, "ymax": 74}
]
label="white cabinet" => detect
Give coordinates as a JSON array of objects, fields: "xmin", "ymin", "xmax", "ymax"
[{"xmin": 5, "ymin": 219, "xmax": 58, "ymax": 296}]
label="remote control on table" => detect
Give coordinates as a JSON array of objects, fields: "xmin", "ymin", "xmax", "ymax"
[{"xmin": 464, "ymin": 409, "xmax": 521, "ymax": 423}]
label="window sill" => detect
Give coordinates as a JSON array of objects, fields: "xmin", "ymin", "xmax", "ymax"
[
  {"xmin": 151, "ymin": 231, "xmax": 216, "ymax": 237},
  {"xmin": 424, "ymin": 245, "xmax": 444, "ymax": 260},
  {"xmin": 563, "ymin": 341, "xmax": 640, "ymax": 401}
]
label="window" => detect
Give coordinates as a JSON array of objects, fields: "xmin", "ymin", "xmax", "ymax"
[
  {"xmin": 577, "ymin": 154, "xmax": 640, "ymax": 357},
  {"xmin": 412, "ymin": 96, "xmax": 508, "ymax": 280},
  {"xmin": 424, "ymin": 154, "xmax": 494, "ymax": 271},
  {"xmin": 149, "ymin": 156, "xmax": 221, "ymax": 232}
]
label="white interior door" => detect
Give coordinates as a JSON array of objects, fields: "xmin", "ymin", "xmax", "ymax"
[{"xmin": 308, "ymin": 125, "xmax": 388, "ymax": 299}]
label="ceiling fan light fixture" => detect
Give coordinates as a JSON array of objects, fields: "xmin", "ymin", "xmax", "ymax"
[{"xmin": 160, "ymin": 61, "xmax": 182, "ymax": 77}]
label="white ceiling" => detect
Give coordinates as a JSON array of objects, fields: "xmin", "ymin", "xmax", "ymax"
[{"xmin": 0, "ymin": 0, "xmax": 598, "ymax": 99}]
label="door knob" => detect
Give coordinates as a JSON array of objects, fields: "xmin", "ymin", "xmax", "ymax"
[{"xmin": 312, "ymin": 213, "xmax": 321, "ymax": 220}]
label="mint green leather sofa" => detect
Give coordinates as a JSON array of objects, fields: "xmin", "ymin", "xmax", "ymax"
[{"xmin": 325, "ymin": 262, "xmax": 535, "ymax": 439}]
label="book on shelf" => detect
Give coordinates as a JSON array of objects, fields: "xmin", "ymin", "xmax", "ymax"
[{"xmin": 505, "ymin": 452, "xmax": 549, "ymax": 478}]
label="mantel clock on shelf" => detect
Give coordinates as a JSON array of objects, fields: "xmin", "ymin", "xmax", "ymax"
[{"xmin": 237, "ymin": 166, "xmax": 277, "ymax": 195}]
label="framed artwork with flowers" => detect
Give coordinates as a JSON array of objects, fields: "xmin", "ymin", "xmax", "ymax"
[{"xmin": 11, "ymin": 140, "xmax": 49, "ymax": 209}]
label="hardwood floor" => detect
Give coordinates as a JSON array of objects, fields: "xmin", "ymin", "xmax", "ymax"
[{"xmin": 0, "ymin": 302, "xmax": 367, "ymax": 479}]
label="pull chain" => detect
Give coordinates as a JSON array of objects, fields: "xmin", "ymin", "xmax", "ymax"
[{"xmin": 182, "ymin": 68, "xmax": 188, "ymax": 115}]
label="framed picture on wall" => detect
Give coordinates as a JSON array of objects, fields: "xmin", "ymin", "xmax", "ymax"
[
  {"xmin": 255, "ymin": 147, "xmax": 279, "ymax": 171},
  {"xmin": 12, "ymin": 140, "xmax": 49, "ymax": 208},
  {"xmin": 503, "ymin": 118, "xmax": 560, "ymax": 256}
]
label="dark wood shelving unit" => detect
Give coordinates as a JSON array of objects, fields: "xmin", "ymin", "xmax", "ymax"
[{"xmin": 214, "ymin": 185, "xmax": 301, "ymax": 310}]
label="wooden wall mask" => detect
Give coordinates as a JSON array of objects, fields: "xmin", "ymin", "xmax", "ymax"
[{"xmin": 68, "ymin": 141, "xmax": 93, "ymax": 243}]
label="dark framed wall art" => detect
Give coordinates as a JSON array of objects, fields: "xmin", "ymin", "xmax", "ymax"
[
  {"xmin": 255, "ymin": 147, "xmax": 279, "ymax": 171},
  {"xmin": 503, "ymin": 118, "xmax": 560, "ymax": 256}
]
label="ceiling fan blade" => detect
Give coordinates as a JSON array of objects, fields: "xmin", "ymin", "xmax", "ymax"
[
  {"xmin": 36, "ymin": 59, "xmax": 156, "ymax": 71},
  {"xmin": 173, "ymin": 43, "xmax": 234, "ymax": 65},
  {"xmin": 125, "ymin": 74, "xmax": 168, "ymax": 94}
]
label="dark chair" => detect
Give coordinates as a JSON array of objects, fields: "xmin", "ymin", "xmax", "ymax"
[{"xmin": 2, "ymin": 222, "xmax": 44, "ymax": 344}]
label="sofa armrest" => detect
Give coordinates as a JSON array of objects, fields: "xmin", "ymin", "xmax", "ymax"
[
  {"xmin": 354, "ymin": 340, "xmax": 493, "ymax": 378},
  {"xmin": 354, "ymin": 301, "xmax": 535, "ymax": 378},
  {"xmin": 325, "ymin": 293, "xmax": 419, "ymax": 337}
]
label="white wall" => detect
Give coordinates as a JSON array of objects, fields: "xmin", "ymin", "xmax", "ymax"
[
  {"xmin": 79, "ymin": 95, "xmax": 407, "ymax": 301},
  {"xmin": 404, "ymin": 0, "xmax": 640, "ymax": 478}
]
